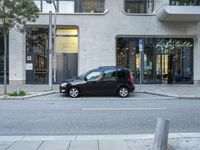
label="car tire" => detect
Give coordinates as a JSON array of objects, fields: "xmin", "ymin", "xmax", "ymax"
[
  {"xmin": 68, "ymin": 87, "xmax": 80, "ymax": 98},
  {"xmin": 118, "ymin": 87, "xmax": 129, "ymax": 98}
]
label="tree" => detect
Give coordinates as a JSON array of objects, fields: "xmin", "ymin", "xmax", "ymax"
[{"xmin": 0, "ymin": 0, "xmax": 39, "ymax": 94}]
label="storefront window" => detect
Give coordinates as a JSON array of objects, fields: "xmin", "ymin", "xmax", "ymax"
[
  {"xmin": 116, "ymin": 37, "xmax": 193, "ymax": 84},
  {"xmin": 26, "ymin": 27, "xmax": 49, "ymax": 84},
  {"xmin": 170, "ymin": 0, "xmax": 200, "ymax": 6},
  {"xmin": 33, "ymin": 0, "xmax": 105, "ymax": 13},
  {"xmin": 124, "ymin": 0, "xmax": 154, "ymax": 14},
  {"xmin": 26, "ymin": 27, "xmax": 79, "ymax": 84}
]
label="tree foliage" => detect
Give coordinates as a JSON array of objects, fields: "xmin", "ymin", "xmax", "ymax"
[
  {"xmin": 0, "ymin": 0, "xmax": 39, "ymax": 32},
  {"xmin": 0, "ymin": 0, "xmax": 39, "ymax": 94}
]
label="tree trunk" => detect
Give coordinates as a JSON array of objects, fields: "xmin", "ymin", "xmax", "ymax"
[{"xmin": 3, "ymin": 29, "xmax": 7, "ymax": 94}]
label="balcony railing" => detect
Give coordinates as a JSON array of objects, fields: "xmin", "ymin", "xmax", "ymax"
[{"xmin": 170, "ymin": 0, "xmax": 200, "ymax": 6}]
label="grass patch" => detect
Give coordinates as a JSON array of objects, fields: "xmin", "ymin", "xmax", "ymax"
[{"xmin": 8, "ymin": 91, "xmax": 26, "ymax": 96}]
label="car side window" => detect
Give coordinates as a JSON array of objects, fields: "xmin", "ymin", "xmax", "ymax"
[
  {"xmin": 103, "ymin": 69, "xmax": 117, "ymax": 80},
  {"xmin": 117, "ymin": 70, "xmax": 125, "ymax": 78},
  {"xmin": 86, "ymin": 71, "xmax": 102, "ymax": 81}
]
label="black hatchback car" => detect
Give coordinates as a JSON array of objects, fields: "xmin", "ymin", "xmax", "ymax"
[{"xmin": 60, "ymin": 66, "xmax": 135, "ymax": 98}]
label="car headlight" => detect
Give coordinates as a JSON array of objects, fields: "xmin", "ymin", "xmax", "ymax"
[{"xmin": 61, "ymin": 83, "xmax": 68, "ymax": 87}]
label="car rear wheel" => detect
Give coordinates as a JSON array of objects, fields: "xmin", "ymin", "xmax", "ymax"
[
  {"xmin": 118, "ymin": 87, "xmax": 129, "ymax": 98},
  {"xmin": 68, "ymin": 87, "xmax": 80, "ymax": 98}
]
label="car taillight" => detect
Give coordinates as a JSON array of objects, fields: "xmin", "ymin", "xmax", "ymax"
[{"xmin": 130, "ymin": 72, "xmax": 134, "ymax": 83}]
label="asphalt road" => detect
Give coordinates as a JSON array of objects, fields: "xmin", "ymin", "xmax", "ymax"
[{"xmin": 0, "ymin": 93, "xmax": 200, "ymax": 135}]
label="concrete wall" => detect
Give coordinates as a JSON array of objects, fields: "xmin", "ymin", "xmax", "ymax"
[
  {"xmin": 8, "ymin": 0, "xmax": 200, "ymax": 84},
  {"xmin": 9, "ymin": 28, "xmax": 26, "ymax": 85}
]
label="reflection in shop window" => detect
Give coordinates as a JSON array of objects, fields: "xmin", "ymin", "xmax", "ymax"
[
  {"xmin": 26, "ymin": 27, "xmax": 49, "ymax": 84},
  {"xmin": 124, "ymin": 0, "xmax": 154, "ymax": 14},
  {"xmin": 116, "ymin": 37, "xmax": 193, "ymax": 84}
]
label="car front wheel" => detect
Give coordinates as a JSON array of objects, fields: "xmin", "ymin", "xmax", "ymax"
[
  {"xmin": 118, "ymin": 87, "xmax": 129, "ymax": 98},
  {"xmin": 68, "ymin": 87, "xmax": 80, "ymax": 98}
]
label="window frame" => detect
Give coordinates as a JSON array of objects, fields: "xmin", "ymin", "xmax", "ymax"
[
  {"xmin": 123, "ymin": 0, "xmax": 155, "ymax": 15},
  {"xmin": 33, "ymin": 0, "xmax": 106, "ymax": 14}
]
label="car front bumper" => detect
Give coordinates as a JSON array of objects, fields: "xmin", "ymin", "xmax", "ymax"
[{"xmin": 59, "ymin": 86, "xmax": 66, "ymax": 93}]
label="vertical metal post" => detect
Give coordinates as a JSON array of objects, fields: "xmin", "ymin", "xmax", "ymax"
[
  {"xmin": 139, "ymin": 39, "xmax": 143, "ymax": 90},
  {"xmin": 49, "ymin": 11, "xmax": 53, "ymax": 90},
  {"xmin": 153, "ymin": 118, "xmax": 170, "ymax": 150},
  {"xmin": 140, "ymin": 51, "xmax": 142, "ymax": 90},
  {"xmin": 53, "ymin": 3, "xmax": 57, "ymax": 83}
]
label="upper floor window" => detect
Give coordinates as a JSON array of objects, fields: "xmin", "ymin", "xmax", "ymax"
[
  {"xmin": 75, "ymin": 0, "xmax": 105, "ymax": 13},
  {"xmin": 170, "ymin": 0, "xmax": 200, "ymax": 6},
  {"xmin": 124, "ymin": 0, "xmax": 154, "ymax": 14},
  {"xmin": 33, "ymin": 0, "xmax": 105, "ymax": 13}
]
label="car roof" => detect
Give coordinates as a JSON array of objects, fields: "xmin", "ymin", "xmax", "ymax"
[{"xmin": 96, "ymin": 66, "xmax": 129, "ymax": 71}]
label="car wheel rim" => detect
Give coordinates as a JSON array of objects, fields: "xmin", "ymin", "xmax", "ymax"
[
  {"xmin": 70, "ymin": 88, "xmax": 79, "ymax": 97},
  {"xmin": 119, "ymin": 88, "xmax": 128, "ymax": 97}
]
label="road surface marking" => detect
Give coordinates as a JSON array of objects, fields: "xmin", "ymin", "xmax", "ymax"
[{"xmin": 82, "ymin": 107, "xmax": 167, "ymax": 111}]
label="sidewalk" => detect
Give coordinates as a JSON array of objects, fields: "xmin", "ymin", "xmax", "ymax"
[
  {"xmin": 0, "ymin": 133, "xmax": 200, "ymax": 150},
  {"xmin": 0, "ymin": 84, "xmax": 200, "ymax": 99},
  {"xmin": 135, "ymin": 84, "xmax": 200, "ymax": 99},
  {"xmin": 0, "ymin": 85, "xmax": 58, "ymax": 100}
]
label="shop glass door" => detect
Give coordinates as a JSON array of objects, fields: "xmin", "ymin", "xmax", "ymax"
[{"xmin": 26, "ymin": 27, "xmax": 49, "ymax": 84}]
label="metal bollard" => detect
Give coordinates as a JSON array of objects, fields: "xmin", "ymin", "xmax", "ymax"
[
  {"xmin": 153, "ymin": 118, "xmax": 170, "ymax": 150},
  {"xmin": 16, "ymin": 86, "xmax": 20, "ymax": 95}
]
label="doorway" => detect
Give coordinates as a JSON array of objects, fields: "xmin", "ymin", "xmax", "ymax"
[
  {"xmin": 26, "ymin": 27, "xmax": 78, "ymax": 84},
  {"xmin": 55, "ymin": 28, "xmax": 78, "ymax": 83}
]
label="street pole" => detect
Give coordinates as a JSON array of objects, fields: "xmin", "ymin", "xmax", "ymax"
[
  {"xmin": 48, "ymin": 11, "xmax": 53, "ymax": 90},
  {"xmin": 140, "ymin": 51, "xmax": 142, "ymax": 90},
  {"xmin": 53, "ymin": 2, "xmax": 58, "ymax": 83},
  {"xmin": 139, "ymin": 39, "xmax": 143, "ymax": 90}
]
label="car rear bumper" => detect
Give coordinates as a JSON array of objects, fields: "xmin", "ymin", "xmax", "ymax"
[{"xmin": 129, "ymin": 85, "xmax": 135, "ymax": 93}]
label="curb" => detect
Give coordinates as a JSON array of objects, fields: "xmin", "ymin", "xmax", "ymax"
[
  {"xmin": 0, "ymin": 133, "xmax": 200, "ymax": 141},
  {"xmin": 2, "ymin": 91, "xmax": 56, "ymax": 100},
  {"xmin": 144, "ymin": 91, "xmax": 200, "ymax": 100}
]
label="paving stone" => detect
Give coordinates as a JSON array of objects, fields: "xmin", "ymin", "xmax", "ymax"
[
  {"xmin": 38, "ymin": 141, "xmax": 70, "ymax": 150},
  {"xmin": 99, "ymin": 140, "xmax": 129, "ymax": 150},
  {"xmin": 69, "ymin": 140, "xmax": 98, "ymax": 150},
  {"xmin": 0, "ymin": 141, "xmax": 14, "ymax": 150},
  {"xmin": 126, "ymin": 139, "xmax": 152, "ymax": 150},
  {"xmin": 22, "ymin": 136, "xmax": 75, "ymax": 141},
  {"xmin": 7, "ymin": 141, "xmax": 42, "ymax": 150}
]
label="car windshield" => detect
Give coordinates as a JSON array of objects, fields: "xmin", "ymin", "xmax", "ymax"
[{"xmin": 78, "ymin": 71, "xmax": 90, "ymax": 79}]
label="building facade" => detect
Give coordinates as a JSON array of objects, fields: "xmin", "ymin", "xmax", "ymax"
[{"xmin": 1, "ymin": 0, "xmax": 200, "ymax": 84}]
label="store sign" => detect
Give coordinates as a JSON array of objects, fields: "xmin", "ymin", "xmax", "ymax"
[
  {"xmin": 156, "ymin": 40, "xmax": 193, "ymax": 50},
  {"xmin": 26, "ymin": 63, "xmax": 33, "ymax": 70},
  {"xmin": 139, "ymin": 39, "xmax": 144, "ymax": 52},
  {"xmin": 27, "ymin": 56, "xmax": 32, "ymax": 61}
]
